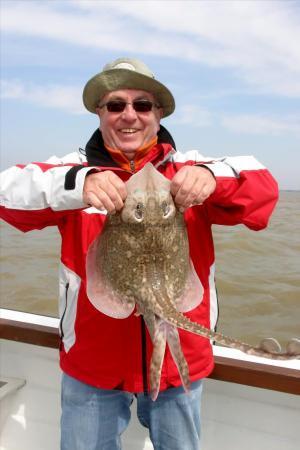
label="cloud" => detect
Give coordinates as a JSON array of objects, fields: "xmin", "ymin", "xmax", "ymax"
[
  {"xmin": 2, "ymin": 79, "xmax": 299, "ymax": 139},
  {"xmin": 221, "ymin": 113, "xmax": 300, "ymax": 137},
  {"xmin": 2, "ymin": 1, "xmax": 300, "ymax": 97},
  {"xmin": 171, "ymin": 105, "xmax": 213, "ymax": 128},
  {"xmin": 1, "ymin": 1, "xmax": 125, "ymax": 51},
  {"xmin": 74, "ymin": 0, "xmax": 300, "ymax": 97},
  {"xmin": 1, "ymin": 79, "xmax": 86, "ymax": 114}
]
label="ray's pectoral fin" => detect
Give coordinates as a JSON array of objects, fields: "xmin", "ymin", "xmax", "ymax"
[
  {"xmin": 175, "ymin": 259, "xmax": 204, "ymax": 313},
  {"xmin": 166, "ymin": 324, "xmax": 191, "ymax": 394},
  {"xmin": 86, "ymin": 235, "xmax": 135, "ymax": 319}
]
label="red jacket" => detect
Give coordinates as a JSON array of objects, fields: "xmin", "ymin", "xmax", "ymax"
[{"xmin": 0, "ymin": 127, "xmax": 278, "ymax": 392}]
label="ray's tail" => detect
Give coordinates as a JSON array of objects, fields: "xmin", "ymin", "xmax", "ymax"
[{"xmin": 161, "ymin": 308, "xmax": 300, "ymax": 360}]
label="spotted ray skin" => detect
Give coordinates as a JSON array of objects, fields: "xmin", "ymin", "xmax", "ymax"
[{"xmin": 86, "ymin": 163, "xmax": 300, "ymax": 400}]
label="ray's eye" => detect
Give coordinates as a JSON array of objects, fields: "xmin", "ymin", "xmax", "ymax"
[
  {"xmin": 135, "ymin": 202, "xmax": 144, "ymax": 220},
  {"xmin": 161, "ymin": 200, "xmax": 170, "ymax": 217}
]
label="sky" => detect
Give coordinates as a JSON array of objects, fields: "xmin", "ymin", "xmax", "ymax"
[{"xmin": 1, "ymin": 0, "xmax": 300, "ymax": 190}]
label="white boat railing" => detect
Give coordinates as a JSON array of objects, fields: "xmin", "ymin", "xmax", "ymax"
[{"xmin": 1, "ymin": 308, "xmax": 299, "ymax": 395}]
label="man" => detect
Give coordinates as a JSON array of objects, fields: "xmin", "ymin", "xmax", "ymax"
[{"xmin": 0, "ymin": 57, "xmax": 278, "ymax": 450}]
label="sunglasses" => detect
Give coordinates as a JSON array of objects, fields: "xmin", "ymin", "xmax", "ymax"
[{"xmin": 98, "ymin": 100, "xmax": 161, "ymax": 113}]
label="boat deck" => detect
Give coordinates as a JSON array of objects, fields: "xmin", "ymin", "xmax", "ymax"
[{"xmin": 1, "ymin": 309, "xmax": 299, "ymax": 450}]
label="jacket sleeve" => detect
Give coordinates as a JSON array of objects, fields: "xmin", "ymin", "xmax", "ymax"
[
  {"xmin": 0, "ymin": 154, "xmax": 99, "ymax": 232},
  {"xmin": 200, "ymin": 155, "xmax": 279, "ymax": 230}
]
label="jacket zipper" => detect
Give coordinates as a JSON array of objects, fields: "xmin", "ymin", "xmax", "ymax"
[
  {"xmin": 130, "ymin": 160, "xmax": 135, "ymax": 173},
  {"xmin": 129, "ymin": 148, "xmax": 175, "ymax": 175},
  {"xmin": 59, "ymin": 282, "xmax": 69, "ymax": 350}
]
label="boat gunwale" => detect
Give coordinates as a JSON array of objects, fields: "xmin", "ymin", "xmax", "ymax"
[{"xmin": 1, "ymin": 314, "xmax": 299, "ymax": 396}]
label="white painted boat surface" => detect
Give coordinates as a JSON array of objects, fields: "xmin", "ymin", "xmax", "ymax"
[{"xmin": 0, "ymin": 310, "xmax": 299, "ymax": 450}]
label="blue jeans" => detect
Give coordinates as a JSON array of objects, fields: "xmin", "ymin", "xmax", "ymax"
[{"xmin": 61, "ymin": 373, "xmax": 203, "ymax": 450}]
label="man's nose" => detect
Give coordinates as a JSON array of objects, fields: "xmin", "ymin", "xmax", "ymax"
[{"xmin": 121, "ymin": 103, "xmax": 138, "ymax": 120}]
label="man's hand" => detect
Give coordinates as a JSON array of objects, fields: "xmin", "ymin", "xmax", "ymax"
[
  {"xmin": 83, "ymin": 171, "xmax": 127, "ymax": 214},
  {"xmin": 170, "ymin": 166, "xmax": 216, "ymax": 211}
]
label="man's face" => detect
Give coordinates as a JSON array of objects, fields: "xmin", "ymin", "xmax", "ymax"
[{"xmin": 96, "ymin": 89, "xmax": 163, "ymax": 160}]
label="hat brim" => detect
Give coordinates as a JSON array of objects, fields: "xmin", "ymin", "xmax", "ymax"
[{"xmin": 82, "ymin": 69, "xmax": 175, "ymax": 118}]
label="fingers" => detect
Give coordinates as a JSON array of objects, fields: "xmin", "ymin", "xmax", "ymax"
[
  {"xmin": 108, "ymin": 172, "xmax": 127, "ymax": 202},
  {"xmin": 83, "ymin": 171, "xmax": 127, "ymax": 213},
  {"xmin": 171, "ymin": 170, "xmax": 197, "ymax": 209},
  {"xmin": 84, "ymin": 188, "xmax": 121, "ymax": 213},
  {"xmin": 171, "ymin": 166, "xmax": 216, "ymax": 211},
  {"xmin": 83, "ymin": 166, "xmax": 216, "ymax": 213}
]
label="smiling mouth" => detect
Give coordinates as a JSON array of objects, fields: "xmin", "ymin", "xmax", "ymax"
[{"xmin": 119, "ymin": 128, "xmax": 139, "ymax": 134}]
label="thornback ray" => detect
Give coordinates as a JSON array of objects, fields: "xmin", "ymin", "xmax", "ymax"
[{"xmin": 86, "ymin": 163, "xmax": 300, "ymax": 400}]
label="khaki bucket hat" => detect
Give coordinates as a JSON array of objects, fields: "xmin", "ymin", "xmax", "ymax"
[{"xmin": 82, "ymin": 57, "xmax": 175, "ymax": 118}]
